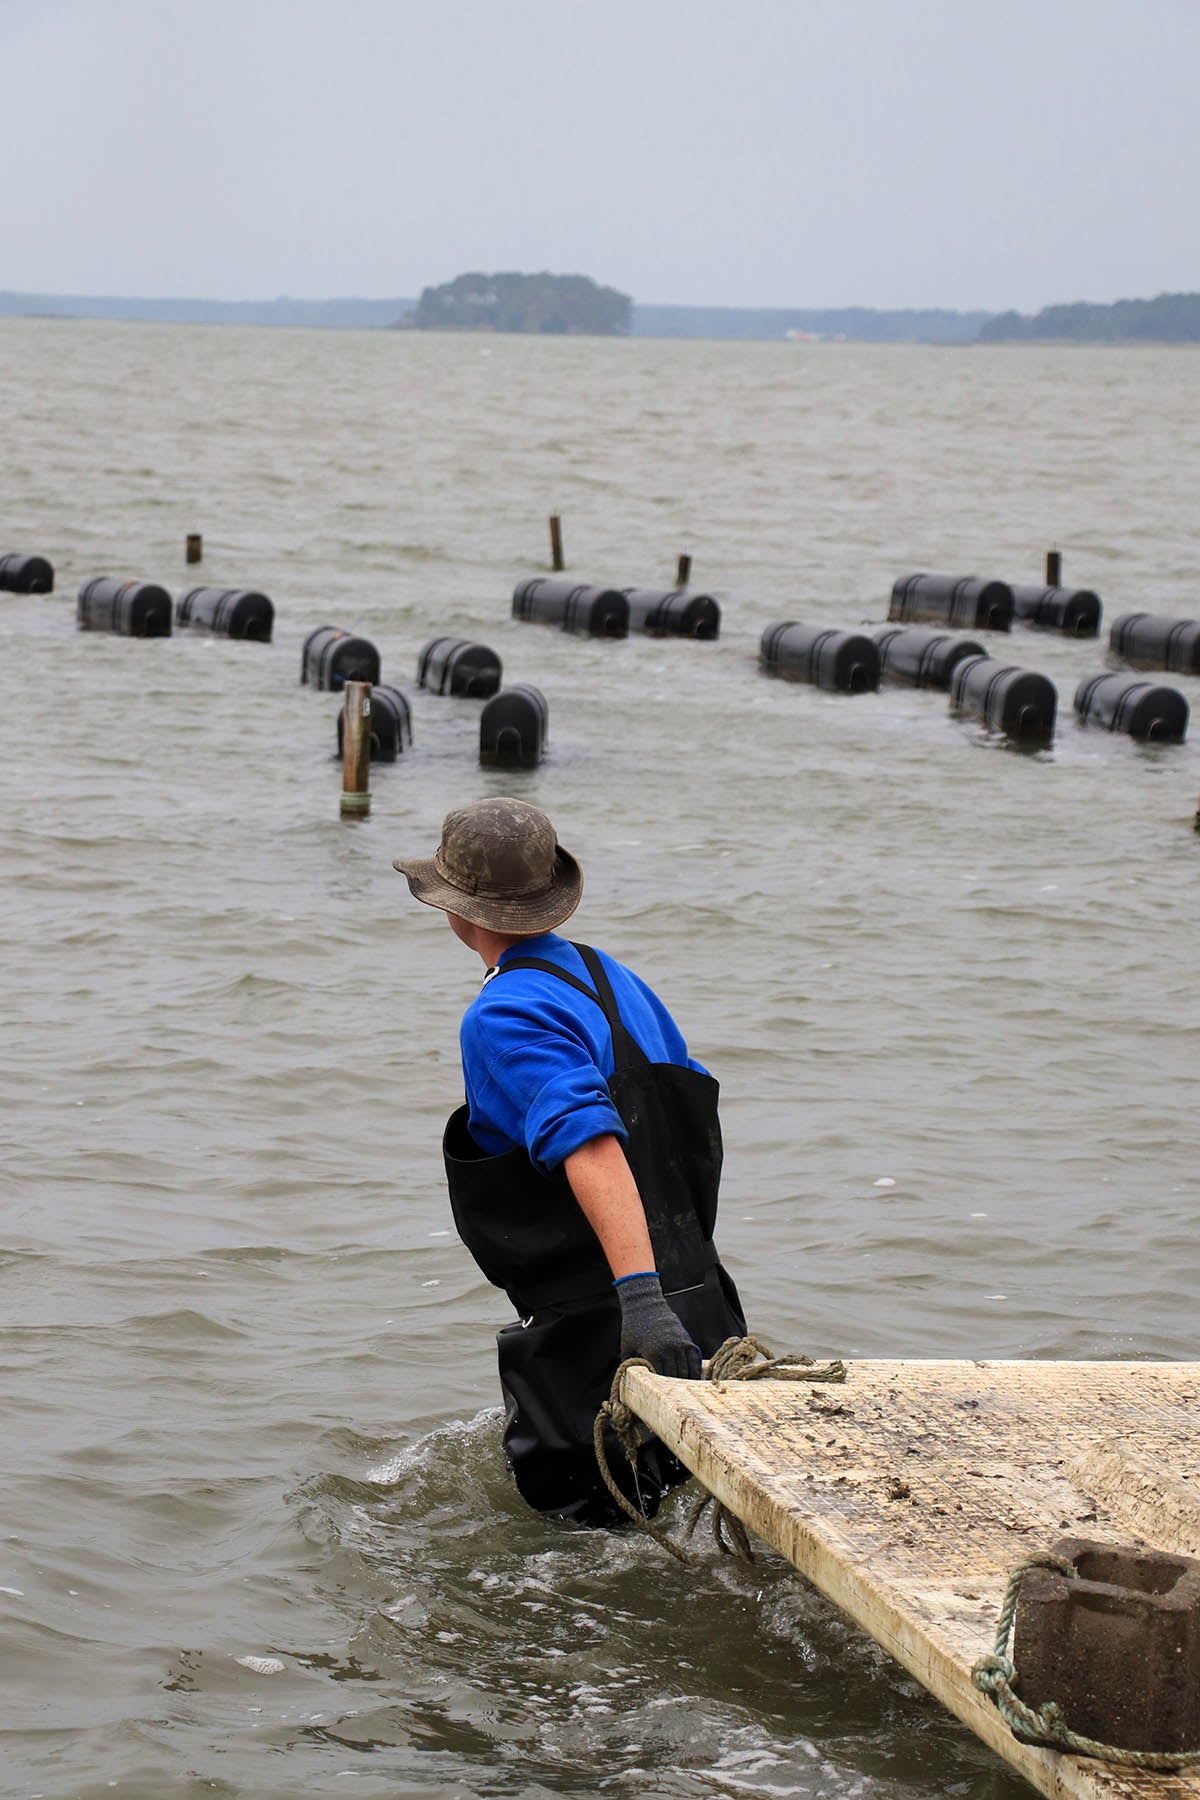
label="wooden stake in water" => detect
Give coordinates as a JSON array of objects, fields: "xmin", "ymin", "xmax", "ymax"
[
  {"xmin": 676, "ymin": 553, "xmax": 692, "ymax": 587},
  {"xmin": 340, "ymin": 681, "xmax": 372, "ymax": 817},
  {"xmin": 186, "ymin": 534, "xmax": 203, "ymax": 564},
  {"xmin": 549, "ymin": 514, "xmax": 564, "ymax": 571},
  {"xmin": 1045, "ymin": 547, "xmax": 1062, "ymax": 587}
]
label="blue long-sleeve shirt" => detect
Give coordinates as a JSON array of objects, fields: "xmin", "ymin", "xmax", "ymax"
[{"xmin": 459, "ymin": 933, "xmax": 706, "ymax": 1176}]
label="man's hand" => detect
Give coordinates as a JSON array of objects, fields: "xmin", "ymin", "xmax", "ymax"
[{"xmin": 615, "ymin": 1272, "xmax": 701, "ymax": 1380}]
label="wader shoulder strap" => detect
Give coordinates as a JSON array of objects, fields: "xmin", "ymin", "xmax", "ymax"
[{"xmin": 493, "ymin": 944, "xmax": 648, "ymax": 1070}]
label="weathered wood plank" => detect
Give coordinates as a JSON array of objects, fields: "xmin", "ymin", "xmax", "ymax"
[{"xmin": 621, "ymin": 1359, "xmax": 1200, "ymax": 1800}]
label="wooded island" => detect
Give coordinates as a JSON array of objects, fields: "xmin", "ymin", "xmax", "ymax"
[{"xmin": 407, "ymin": 271, "xmax": 631, "ymax": 335}]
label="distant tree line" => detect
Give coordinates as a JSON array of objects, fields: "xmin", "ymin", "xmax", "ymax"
[
  {"xmin": 979, "ymin": 292, "xmax": 1200, "ymax": 343},
  {"xmin": 408, "ymin": 271, "xmax": 631, "ymax": 335},
  {"xmin": 634, "ymin": 304, "xmax": 991, "ymax": 343}
]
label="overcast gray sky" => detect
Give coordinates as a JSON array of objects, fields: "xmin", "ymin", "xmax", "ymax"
[{"xmin": 3, "ymin": 0, "xmax": 1197, "ymax": 313}]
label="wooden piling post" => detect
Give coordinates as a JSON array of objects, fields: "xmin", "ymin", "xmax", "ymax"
[
  {"xmin": 676, "ymin": 553, "xmax": 692, "ymax": 588},
  {"xmin": 186, "ymin": 533, "xmax": 203, "ymax": 564},
  {"xmin": 549, "ymin": 514, "xmax": 564, "ymax": 571},
  {"xmin": 340, "ymin": 681, "xmax": 372, "ymax": 817},
  {"xmin": 1045, "ymin": 547, "xmax": 1062, "ymax": 587}
]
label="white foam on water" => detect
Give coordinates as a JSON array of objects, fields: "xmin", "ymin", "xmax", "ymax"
[{"xmin": 362, "ymin": 1406, "xmax": 500, "ymax": 1485}]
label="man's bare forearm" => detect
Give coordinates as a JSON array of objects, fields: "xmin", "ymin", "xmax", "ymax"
[{"xmin": 562, "ymin": 1134, "xmax": 654, "ymax": 1279}]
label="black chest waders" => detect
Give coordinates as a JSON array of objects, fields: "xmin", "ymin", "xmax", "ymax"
[{"xmin": 442, "ymin": 943, "xmax": 746, "ymax": 1527}]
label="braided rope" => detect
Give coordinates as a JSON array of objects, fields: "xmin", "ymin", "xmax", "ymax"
[
  {"xmin": 592, "ymin": 1335, "xmax": 847, "ymax": 1566},
  {"xmin": 972, "ymin": 1553, "xmax": 1200, "ymax": 1770}
]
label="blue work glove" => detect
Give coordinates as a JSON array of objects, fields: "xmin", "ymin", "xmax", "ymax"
[{"xmin": 614, "ymin": 1272, "xmax": 702, "ymax": 1380}]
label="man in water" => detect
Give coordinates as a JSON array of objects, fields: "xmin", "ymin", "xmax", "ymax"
[{"xmin": 394, "ymin": 796, "xmax": 745, "ymax": 1525}]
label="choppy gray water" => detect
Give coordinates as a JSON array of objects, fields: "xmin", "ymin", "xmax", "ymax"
[{"xmin": 2, "ymin": 320, "xmax": 1198, "ymax": 1799}]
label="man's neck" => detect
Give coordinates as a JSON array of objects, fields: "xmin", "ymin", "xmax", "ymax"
[
  {"xmin": 451, "ymin": 915, "xmax": 548, "ymax": 967},
  {"xmin": 479, "ymin": 928, "xmax": 530, "ymax": 967}
]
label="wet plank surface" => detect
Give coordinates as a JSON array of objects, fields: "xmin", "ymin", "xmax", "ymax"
[{"xmin": 621, "ymin": 1359, "xmax": 1200, "ymax": 1799}]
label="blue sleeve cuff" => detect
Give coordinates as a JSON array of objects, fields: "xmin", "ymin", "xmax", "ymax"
[{"xmin": 529, "ymin": 1095, "xmax": 627, "ymax": 1175}]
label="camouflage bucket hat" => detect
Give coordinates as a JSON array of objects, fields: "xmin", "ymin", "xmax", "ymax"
[{"xmin": 393, "ymin": 797, "xmax": 583, "ymax": 934}]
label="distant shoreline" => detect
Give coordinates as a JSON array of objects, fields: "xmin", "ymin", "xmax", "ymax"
[
  {"xmin": 2, "ymin": 289, "xmax": 1197, "ymax": 344},
  {"xmin": 0, "ymin": 289, "xmax": 986, "ymax": 342}
]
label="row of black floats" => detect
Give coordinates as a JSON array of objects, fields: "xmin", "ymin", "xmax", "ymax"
[
  {"xmin": 889, "ymin": 571, "xmax": 1103, "ymax": 637},
  {"xmin": 868, "ymin": 624, "xmax": 1058, "ymax": 740},
  {"xmin": 756, "ymin": 619, "xmax": 1064, "ymax": 742},
  {"xmin": 761, "ymin": 618, "xmax": 1190, "ymax": 744},
  {"xmin": 886, "ymin": 575, "xmax": 1192, "ymax": 741},
  {"xmin": 511, "ymin": 577, "xmax": 721, "ymax": 639},
  {"xmin": 317, "ymin": 630, "xmax": 548, "ymax": 767},
  {"xmin": 0, "ymin": 552, "xmax": 55, "ymax": 593},
  {"xmin": 77, "ymin": 578, "xmax": 275, "ymax": 640},
  {"xmin": 898, "ymin": 576, "xmax": 1200, "ymax": 665},
  {"xmin": 756, "ymin": 621, "xmax": 1013, "ymax": 701}
]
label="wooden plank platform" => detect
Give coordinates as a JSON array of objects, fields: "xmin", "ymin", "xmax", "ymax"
[{"xmin": 621, "ymin": 1359, "xmax": 1200, "ymax": 1799}]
